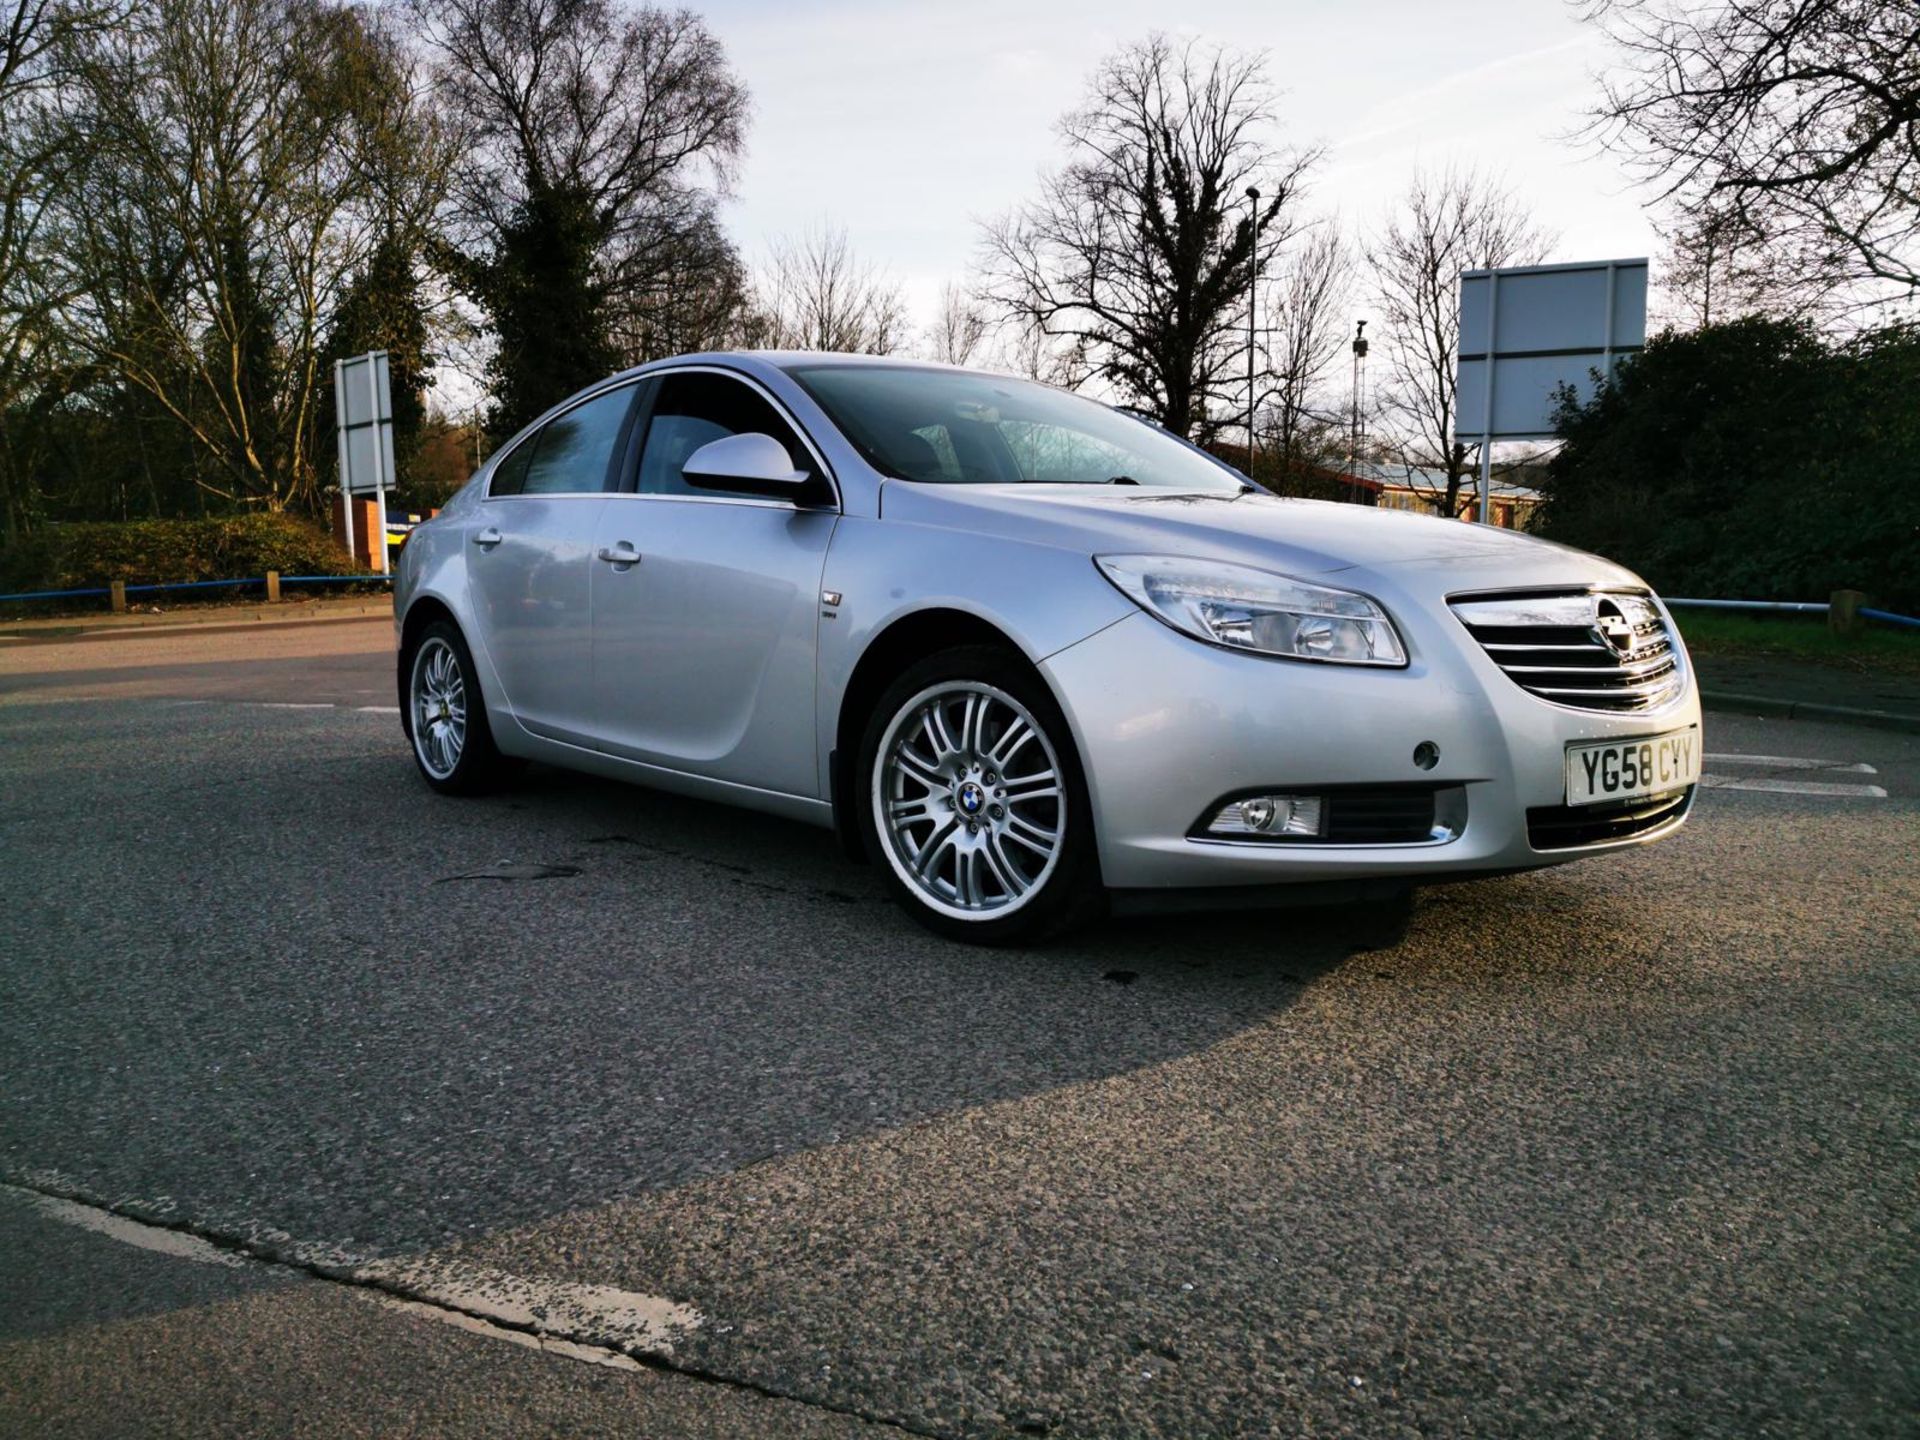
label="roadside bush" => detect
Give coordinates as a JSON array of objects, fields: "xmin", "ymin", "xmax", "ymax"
[
  {"xmin": 0, "ymin": 514, "xmax": 359, "ymax": 595},
  {"xmin": 1537, "ymin": 317, "xmax": 1920, "ymax": 615}
]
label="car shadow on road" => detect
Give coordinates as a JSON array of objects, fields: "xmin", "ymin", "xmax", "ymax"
[{"xmin": 2, "ymin": 740, "xmax": 1418, "ymax": 1266}]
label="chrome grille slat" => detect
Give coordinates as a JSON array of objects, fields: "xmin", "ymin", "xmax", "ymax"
[
  {"xmin": 1501, "ymin": 654, "xmax": 1676, "ymax": 679},
  {"xmin": 1532, "ymin": 679, "xmax": 1674, "ymax": 700},
  {"xmin": 1474, "ymin": 645, "xmax": 1612, "ymax": 656},
  {"xmin": 1450, "ymin": 588, "xmax": 1685, "ymax": 714}
]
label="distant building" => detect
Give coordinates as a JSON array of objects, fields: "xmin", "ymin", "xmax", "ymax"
[{"xmin": 1335, "ymin": 461, "xmax": 1542, "ymax": 530}]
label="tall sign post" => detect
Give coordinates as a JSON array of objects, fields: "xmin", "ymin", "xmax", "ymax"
[
  {"xmin": 1348, "ymin": 319, "xmax": 1368, "ymax": 501},
  {"xmin": 1245, "ymin": 185, "xmax": 1261, "ymax": 473},
  {"xmin": 1455, "ymin": 258, "xmax": 1647, "ymax": 524},
  {"xmin": 333, "ymin": 351, "xmax": 397, "ymax": 572}
]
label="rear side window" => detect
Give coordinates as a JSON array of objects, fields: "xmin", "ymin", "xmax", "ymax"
[
  {"xmin": 490, "ymin": 384, "xmax": 637, "ymax": 497},
  {"xmin": 636, "ymin": 372, "xmax": 819, "ymax": 500},
  {"xmin": 488, "ymin": 443, "xmax": 531, "ymax": 497}
]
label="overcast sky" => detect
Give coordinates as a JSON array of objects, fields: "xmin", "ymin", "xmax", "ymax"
[{"xmin": 696, "ymin": 0, "xmax": 1662, "ymax": 331}]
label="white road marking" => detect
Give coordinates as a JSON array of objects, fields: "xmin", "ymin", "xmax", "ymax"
[
  {"xmin": 355, "ymin": 705, "xmax": 401, "ymax": 714},
  {"xmin": 1705, "ymin": 752, "xmax": 1878, "ymax": 774},
  {"xmin": 372, "ymin": 1294, "xmax": 645, "ymax": 1371},
  {"xmin": 361, "ymin": 1257, "xmax": 702, "ymax": 1357},
  {"xmin": 2, "ymin": 1181, "xmax": 703, "ymax": 1363},
  {"xmin": 9, "ymin": 1187, "xmax": 249, "ymax": 1269},
  {"xmin": 252, "ymin": 701, "xmax": 335, "ymax": 710},
  {"xmin": 1699, "ymin": 775, "xmax": 1889, "ymax": 798}
]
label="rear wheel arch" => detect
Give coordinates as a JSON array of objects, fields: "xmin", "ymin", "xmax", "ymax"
[
  {"xmin": 402, "ymin": 615, "xmax": 512, "ymax": 794},
  {"xmin": 397, "ymin": 596, "xmax": 461, "ymax": 730}
]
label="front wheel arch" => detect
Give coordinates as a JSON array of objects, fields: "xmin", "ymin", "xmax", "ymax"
[
  {"xmin": 854, "ymin": 643, "xmax": 1104, "ymax": 943},
  {"xmin": 833, "ymin": 609, "xmax": 1064, "ymax": 860}
]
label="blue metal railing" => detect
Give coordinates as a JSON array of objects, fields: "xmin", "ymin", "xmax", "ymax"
[
  {"xmin": 1666, "ymin": 597, "xmax": 1919, "ymax": 629},
  {"xmin": 1666, "ymin": 598, "xmax": 1828, "ymax": 614},
  {"xmin": 0, "ymin": 573, "xmax": 390, "ymax": 605}
]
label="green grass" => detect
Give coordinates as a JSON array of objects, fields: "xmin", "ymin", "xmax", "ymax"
[{"xmin": 1672, "ymin": 609, "xmax": 1920, "ymax": 677}]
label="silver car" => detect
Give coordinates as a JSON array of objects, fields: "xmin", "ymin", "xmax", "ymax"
[{"xmin": 396, "ymin": 353, "xmax": 1700, "ymax": 942}]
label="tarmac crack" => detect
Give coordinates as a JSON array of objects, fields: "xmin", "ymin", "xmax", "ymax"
[{"xmin": 1, "ymin": 1174, "xmax": 950, "ymax": 1439}]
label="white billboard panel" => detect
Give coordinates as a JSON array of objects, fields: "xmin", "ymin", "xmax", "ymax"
[
  {"xmin": 335, "ymin": 351, "xmax": 396, "ymax": 495},
  {"xmin": 1455, "ymin": 259, "xmax": 1647, "ymax": 442},
  {"xmin": 333, "ymin": 351, "xmax": 395, "ymax": 573}
]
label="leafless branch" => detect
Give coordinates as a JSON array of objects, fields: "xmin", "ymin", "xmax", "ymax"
[
  {"xmin": 978, "ymin": 33, "xmax": 1321, "ymax": 437},
  {"xmin": 1366, "ymin": 165, "xmax": 1552, "ymax": 517},
  {"xmin": 1582, "ymin": 0, "xmax": 1920, "ymax": 316}
]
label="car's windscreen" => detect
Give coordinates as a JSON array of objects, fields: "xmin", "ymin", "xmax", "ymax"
[{"xmin": 785, "ymin": 365, "xmax": 1247, "ymax": 493}]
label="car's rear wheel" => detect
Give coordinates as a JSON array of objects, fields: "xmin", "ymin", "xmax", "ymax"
[
  {"xmin": 859, "ymin": 646, "xmax": 1102, "ymax": 943},
  {"xmin": 405, "ymin": 620, "xmax": 508, "ymax": 795}
]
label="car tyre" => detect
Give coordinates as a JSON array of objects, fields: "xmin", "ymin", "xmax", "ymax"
[
  {"xmin": 404, "ymin": 619, "xmax": 509, "ymax": 796},
  {"xmin": 858, "ymin": 645, "xmax": 1103, "ymax": 944}
]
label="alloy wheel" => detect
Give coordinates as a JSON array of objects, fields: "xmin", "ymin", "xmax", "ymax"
[
  {"xmin": 411, "ymin": 636, "xmax": 468, "ymax": 781},
  {"xmin": 872, "ymin": 681, "xmax": 1065, "ymax": 920}
]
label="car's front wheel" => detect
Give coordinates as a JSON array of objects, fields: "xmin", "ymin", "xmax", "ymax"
[
  {"xmin": 404, "ymin": 619, "xmax": 508, "ymax": 795},
  {"xmin": 859, "ymin": 646, "xmax": 1102, "ymax": 943}
]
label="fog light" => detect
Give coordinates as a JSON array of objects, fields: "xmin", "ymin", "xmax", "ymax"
[{"xmin": 1206, "ymin": 793, "xmax": 1324, "ymax": 838}]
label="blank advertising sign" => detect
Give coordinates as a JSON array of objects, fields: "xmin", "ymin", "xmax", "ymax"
[
  {"xmin": 1455, "ymin": 259, "xmax": 1647, "ymax": 441},
  {"xmin": 335, "ymin": 351, "xmax": 396, "ymax": 496}
]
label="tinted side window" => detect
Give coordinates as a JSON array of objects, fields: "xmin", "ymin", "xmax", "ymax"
[
  {"xmin": 492, "ymin": 385, "xmax": 636, "ymax": 498},
  {"xmin": 488, "ymin": 442, "xmax": 532, "ymax": 497},
  {"xmin": 637, "ymin": 373, "xmax": 818, "ymax": 499}
]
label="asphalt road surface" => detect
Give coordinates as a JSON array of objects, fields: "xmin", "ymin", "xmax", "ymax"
[{"xmin": 2, "ymin": 618, "xmax": 1915, "ymax": 1438}]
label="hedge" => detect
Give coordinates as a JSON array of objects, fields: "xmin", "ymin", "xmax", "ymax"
[
  {"xmin": 0, "ymin": 514, "xmax": 361, "ymax": 596},
  {"xmin": 1537, "ymin": 317, "xmax": 1920, "ymax": 616}
]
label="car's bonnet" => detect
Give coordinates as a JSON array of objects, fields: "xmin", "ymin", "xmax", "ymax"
[{"xmin": 876, "ymin": 482, "xmax": 1632, "ymax": 586}]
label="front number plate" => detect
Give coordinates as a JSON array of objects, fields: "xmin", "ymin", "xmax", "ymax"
[{"xmin": 1565, "ymin": 728, "xmax": 1700, "ymax": 807}]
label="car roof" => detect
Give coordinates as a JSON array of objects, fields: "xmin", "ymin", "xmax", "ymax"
[{"xmin": 614, "ymin": 350, "xmax": 1014, "ymax": 384}]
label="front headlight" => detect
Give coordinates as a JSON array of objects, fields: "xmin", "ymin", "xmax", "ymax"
[{"xmin": 1094, "ymin": 554, "xmax": 1407, "ymax": 666}]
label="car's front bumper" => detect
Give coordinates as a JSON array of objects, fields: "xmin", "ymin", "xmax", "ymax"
[{"xmin": 1041, "ymin": 605, "xmax": 1701, "ymax": 891}]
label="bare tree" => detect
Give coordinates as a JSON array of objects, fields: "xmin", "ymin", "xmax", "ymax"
[
  {"xmin": 980, "ymin": 34, "xmax": 1320, "ymax": 438},
  {"xmin": 988, "ymin": 316, "xmax": 1086, "ymax": 389},
  {"xmin": 1261, "ymin": 219, "xmax": 1353, "ymax": 474},
  {"xmin": 49, "ymin": 0, "xmax": 444, "ymax": 511},
  {"xmin": 0, "ymin": 2, "xmax": 68, "ymax": 410},
  {"xmin": 418, "ymin": 0, "xmax": 746, "ymax": 253},
  {"xmin": 757, "ymin": 226, "xmax": 907, "ymax": 354},
  {"xmin": 1584, "ymin": 0, "xmax": 1920, "ymax": 315},
  {"xmin": 1653, "ymin": 207, "xmax": 1803, "ymax": 329},
  {"xmin": 413, "ymin": 0, "xmax": 749, "ymax": 428},
  {"xmin": 925, "ymin": 281, "xmax": 988, "ymax": 366},
  {"xmin": 0, "ymin": 0, "xmax": 126, "ymax": 536},
  {"xmin": 608, "ymin": 212, "xmax": 754, "ymax": 358},
  {"xmin": 1368, "ymin": 166, "xmax": 1552, "ymax": 517}
]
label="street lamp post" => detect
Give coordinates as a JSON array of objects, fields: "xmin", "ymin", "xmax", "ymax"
[
  {"xmin": 1245, "ymin": 186, "xmax": 1261, "ymax": 478},
  {"xmin": 1349, "ymin": 319, "xmax": 1368, "ymax": 499}
]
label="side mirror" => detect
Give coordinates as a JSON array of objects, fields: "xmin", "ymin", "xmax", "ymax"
[{"xmin": 681, "ymin": 432, "xmax": 810, "ymax": 499}]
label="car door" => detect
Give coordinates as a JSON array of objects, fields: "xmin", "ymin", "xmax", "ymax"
[
  {"xmin": 588, "ymin": 368, "xmax": 839, "ymax": 798},
  {"xmin": 463, "ymin": 381, "xmax": 640, "ymax": 747}
]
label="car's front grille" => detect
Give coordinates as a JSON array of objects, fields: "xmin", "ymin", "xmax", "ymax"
[
  {"xmin": 1450, "ymin": 588, "xmax": 1684, "ymax": 713},
  {"xmin": 1526, "ymin": 786, "xmax": 1692, "ymax": 850}
]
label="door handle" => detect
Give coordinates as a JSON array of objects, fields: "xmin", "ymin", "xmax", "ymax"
[
  {"xmin": 597, "ymin": 542, "xmax": 642, "ymax": 567},
  {"xmin": 472, "ymin": 527, "xmax": 503, "ymax": 549}
]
